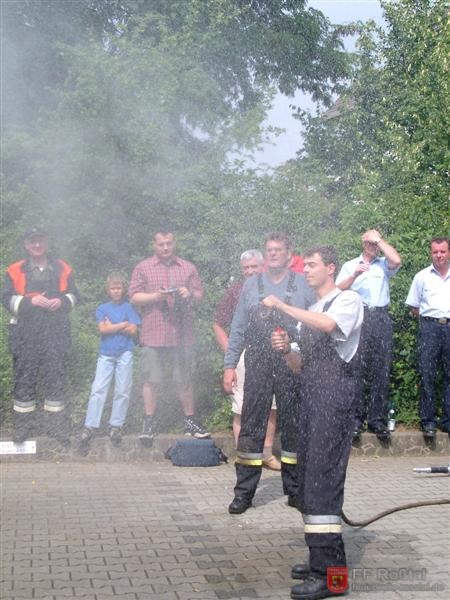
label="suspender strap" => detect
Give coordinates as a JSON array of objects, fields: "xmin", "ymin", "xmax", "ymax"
[
  {"xmin": 322, "ymin": 292, "xmax": 340, "ymax": 313},
  {"xmin": 257, "ymin": 271, "xmax": 297, "ymax": 304},
  {"xmin": 284, "ymin": 271, "xmax": 297, "ymax": 306},
  {"xmin": 257, "ymin": 273, "xmax": 265, "ymax": 302}
]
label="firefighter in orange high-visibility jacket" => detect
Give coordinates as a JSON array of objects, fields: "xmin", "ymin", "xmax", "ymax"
[
  {"xmin": 2, "ymin": 226, "xmax": 78, "ymax": 445},
  {"xmin": 264, "ymin": 245, "xmax": 363, "ymax": 600}
]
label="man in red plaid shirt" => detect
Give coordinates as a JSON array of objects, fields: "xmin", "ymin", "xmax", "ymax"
[{"xmin": 129, "ymin": 229, "xmax": 210, "ymax": 442}]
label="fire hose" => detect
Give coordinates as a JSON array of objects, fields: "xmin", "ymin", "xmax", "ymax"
[{"xmin": 341, "ymin": 463, "xmax": 450, "ymax": 528}]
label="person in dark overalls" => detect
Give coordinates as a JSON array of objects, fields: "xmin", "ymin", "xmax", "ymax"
[
  {"xmin": 224, "ymin": 232, "xmax": 314, "ymax": 514},
  {"xmin": 2, "ymin": 226, "xmax": 78, "ymax": 445},
  {"xmin": 264, "ymin": 245, "xmax": 363, "ymax": 600}
]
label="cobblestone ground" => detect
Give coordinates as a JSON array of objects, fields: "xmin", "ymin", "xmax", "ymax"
[{"xmin": 1, "ymin": 456, "xmax": 449, "ymax": 600}]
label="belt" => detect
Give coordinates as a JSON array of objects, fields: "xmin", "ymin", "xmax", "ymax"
[
  {"xmin": 364, "ymin": 305, "xmax": 388, "ymax": 312},
  {"xmin": 421, "ymin": 316, "xmax": 449, "ymax": 324}
]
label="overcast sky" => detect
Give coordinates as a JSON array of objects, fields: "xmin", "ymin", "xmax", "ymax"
[{"xmin": 250, "ymin": 0, "xmax": 385, "ymax": 168}]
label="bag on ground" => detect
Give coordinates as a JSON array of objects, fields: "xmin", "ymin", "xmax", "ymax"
[{"xmin": 165, "ymin": 438, "xmax": 228, "ymax": 467}]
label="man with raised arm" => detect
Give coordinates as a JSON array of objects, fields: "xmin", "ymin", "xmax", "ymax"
[{"xmin": 336, "ymin": 229, "xmax": 401, "ymax": 441}]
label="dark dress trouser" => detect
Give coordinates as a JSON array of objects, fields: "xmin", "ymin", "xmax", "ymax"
[
  {"xmin": 353, "ymin": 308, "xmax": 392, "ymax": 429},
  {"xmin": 418, "ymin": 319, "xmax": 450, "ymax": 429}
]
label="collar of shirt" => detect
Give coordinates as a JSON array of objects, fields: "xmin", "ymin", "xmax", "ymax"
[
  {"xmin": 359, "ymin": 253, "xmax": 382, "ymax": 265},
  {"xmin": 27, "ymin": 258, "xmax": 53, "ymax": 273},
  {"xmin": 430, "ymin": 263, "xmax": 450, "ymax": 280},
  {"xmin": 310, "ymin": 287, "xmax": 340, "ymax": 312},
  {"xmin": 152, "ymin": 255, "xmax": 183, "ymax": 267}
]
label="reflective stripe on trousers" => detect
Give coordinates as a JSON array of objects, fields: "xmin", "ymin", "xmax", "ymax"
[
  {"xmin": 44, "ymin": 400, "xmax": 65, "ymax": 412},
  {"xmin": 13, "ymin": 399, "xmax": 36, "ymax": 413},
  {"xmin": 303, "ymin": 514, "xmax": 342, "ymax": 534},
  {"xmin": 14, "ymin": 399, "xmax": 65, "ymax": 413},
  {"xmin": 236, "ymin": 450, "xmax": 297, "ymax": 467},
  {"xmin": 280, "ymin": 450, "xmax": 297, "ymax": 465},
  {"xmin": 235, "ymin": 452, "xmax": 263, "ymax": 466}
]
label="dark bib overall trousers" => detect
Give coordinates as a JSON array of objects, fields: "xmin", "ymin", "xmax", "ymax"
[
  {"xmin": 297, "ymin": 314, "xmax": 358, "ymax": 578},
  {"xmin": 8, "ymin": 261, "xmax": 72, "ymax": 440},
  {"xmin": 234, "ymin": 274, "xmax": 301, "ymax": 502}
]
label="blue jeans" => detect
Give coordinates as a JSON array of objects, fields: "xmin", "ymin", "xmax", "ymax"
[{"xmin": 84, "ymin": 351, "xmax": 133, "ymax": 429}]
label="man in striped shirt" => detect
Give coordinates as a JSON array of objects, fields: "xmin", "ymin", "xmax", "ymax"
[{"xmin": 129, "ymin": 229, "xmax": 209, "ymax": 442}]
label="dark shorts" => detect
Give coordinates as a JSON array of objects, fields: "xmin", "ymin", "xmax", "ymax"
[{"xmin": 139, "ymin": 346, "xmax": 195, "ymax": 385}]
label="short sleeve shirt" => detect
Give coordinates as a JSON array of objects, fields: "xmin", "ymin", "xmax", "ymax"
[
  {"xmin": 336, "ymin": 255, "xmax": 399, "ymax": 307},
  {"xmin": 96, "ymin": 301, "xmax": 141, "ymax": 356},
  {"xmin": 405, "ymin": 264, "xmax": 450, "ymax": 318},
  {"xmin": 128, "ymin": 255, "xmax": 203, "ymax": 347},
  {"xmin": 301, "ymin": 289, "xmax": 364, "ymax": 362}
]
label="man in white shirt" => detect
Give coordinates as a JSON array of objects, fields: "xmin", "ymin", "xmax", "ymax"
[
  {"xmin": 336, "ymin": 229, "xmax": 401, "ymax": 441},
  {"xmin": 263, "ymin": 245, "xmax": 363, "ymax": 600},
  {"xmin": 406, "ymin": 236, "xmax": 450, "ymax": 438}
]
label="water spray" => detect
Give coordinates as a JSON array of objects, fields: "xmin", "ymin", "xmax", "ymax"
[{"xmin": 341, "ymin": 461, "xmax": 450, "ymax": 528}]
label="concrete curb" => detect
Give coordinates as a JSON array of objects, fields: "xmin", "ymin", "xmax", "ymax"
[{"xmin": 1, "ymin": 430, "xmax": 449, "ymax": 462}]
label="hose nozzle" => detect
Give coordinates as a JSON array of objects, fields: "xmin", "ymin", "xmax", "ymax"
[{"xmin": 413, "ymin": 464, "xmax": 450, "ymax": 474}]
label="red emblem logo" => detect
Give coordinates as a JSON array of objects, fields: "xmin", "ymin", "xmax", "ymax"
[{"xmin": 327, "ymin": 566, "xmax": 349, "ymax": 593}]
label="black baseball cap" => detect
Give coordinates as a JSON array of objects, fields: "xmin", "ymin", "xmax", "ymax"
[{"xmin": 23, "ymin": 226, "xmax": 48, "ymax": 240}]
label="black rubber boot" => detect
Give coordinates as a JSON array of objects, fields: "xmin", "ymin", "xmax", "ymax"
[
  {"xmin": 291, "ymin": 563, "xmax": 310, "ymax": 580},
  {"xmin": 13, "ymin": 411, "xmax": 35, "ymax": 444},
  {"xmin": 46, "ymin": 411, "xmax": 71, "ymax": 447}
]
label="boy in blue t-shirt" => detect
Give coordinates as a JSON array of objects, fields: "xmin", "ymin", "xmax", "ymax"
[{"xmin": 79, "ymin": 272, "xmax": 141, "ymax": 449}]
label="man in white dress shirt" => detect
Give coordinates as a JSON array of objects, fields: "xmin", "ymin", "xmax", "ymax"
[
  {"xmin": 336, "ymin": 229, "xmax": 401, "ymax": 441},
  {"xmin": 406, "ymin": 236, "xmax": 450, "ymax": 438}
]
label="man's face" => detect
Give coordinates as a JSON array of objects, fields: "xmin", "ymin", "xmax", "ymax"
[
  {"xmin": 362, "ymin": 241, "xmax": 380, "ymax": 260},
  {"xmin": 265, "ymin": 240, "xmax": 291, "ymax": 271},
  {"xmin": 303, "ymin": 253, "xmax": 335, "ymax": 289},
  {"xmin": 24, "ymin": 235, "xmax": 49, "ymax": 259},
  {"xmin": 154, "ymin": 233, "xmax": 176, "ymax": 261},
  {"xmin": 241, "ymin": 257, "xmax": 263, "ymax": 279},
  {"xmin": 430, "ymin": 241, "xmax": 450, "ymax": 270}
]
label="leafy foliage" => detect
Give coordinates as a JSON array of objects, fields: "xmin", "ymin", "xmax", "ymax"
[
  {"xmin": 1, "ymin": 0, "xmax": 448, "ymax": 430},
  {"xmin": 280, "ymin": 0, "xmax": 449, "ymax": 423},
  {"xmin": 1, "ymin": 0, "xmax": 350, "ymax": 430}
]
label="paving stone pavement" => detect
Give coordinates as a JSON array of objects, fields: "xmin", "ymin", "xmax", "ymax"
[{"xmin": 1, "ymin": 455, "xmax": 449, "ymax": 600}]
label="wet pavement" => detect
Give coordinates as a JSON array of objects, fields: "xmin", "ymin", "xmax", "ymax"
[{"xmin": 1, "ymin": 454, "xmax": 449, "ymax": 600}]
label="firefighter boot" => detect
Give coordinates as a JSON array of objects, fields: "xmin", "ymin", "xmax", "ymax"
[
  {"xmin": 291, "ymin": 575, "xmax": 347, "ymax": 599},
  {"xmin": 13, "ymin": 411, "xmax": 35, "ymax": 444},
  {"xmin": 46, "ymin": 411, "xmax": 71, "ymax": 447},
  {"xmin": 280, "ymin": 461, "xmax": 300, "ymax": 509},
  {"xmin": 291, "ymin": 563, "xmax": 310, "ymax": 579},
  {"xmin": 229, "ymin": 463, "xmax": 262, "ymax": 514}
]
